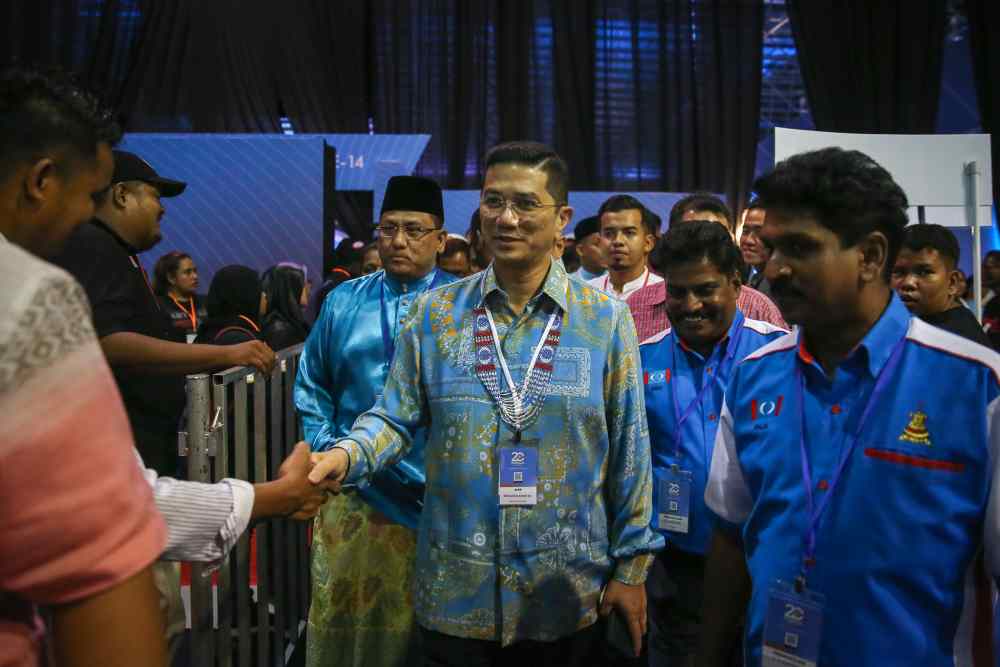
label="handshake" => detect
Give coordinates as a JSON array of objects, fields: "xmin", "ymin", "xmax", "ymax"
[{"xmin": 253, "ymin": 442, "xmax": 347, "ymax": 521}]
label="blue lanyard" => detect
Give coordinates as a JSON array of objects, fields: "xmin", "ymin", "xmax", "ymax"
[
  {"xmin": 669, "ymin": 316, "xmax": 746, "ymax": 460},
  {"xmin": 379, "ymin": 269, "xmax": 441, "ymax": 369},
  {"xmin": 796, "ymin": 336, "xmax": 906, "ymax": 583}
]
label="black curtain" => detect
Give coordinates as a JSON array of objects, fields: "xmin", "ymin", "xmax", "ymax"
[
  {"xmin": 5, "ymin": 0, "xmax": 765, "ymax": 208},
  {"xmin": 0, "ymin": 0, "xmax": 143, "ymax": 101},
  {"xmin": 967, "ymin": 0, "xmax": 1000, "ymax": 215},
  {"xmin": 786, "ymin": 0, "xmax": 946, "ymax": 133},
  {"xmin": 557, "ymin": 1, "xmax": 763, "ymax": 213}
]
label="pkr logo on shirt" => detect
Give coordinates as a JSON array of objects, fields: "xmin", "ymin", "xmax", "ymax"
[
  {"xmin": 751, "ymin": 396, "xmax": 784, "ymax": 421},
  {"xmin": 644, "ymin": 369, "xmax": 671, "ymax": 386}
]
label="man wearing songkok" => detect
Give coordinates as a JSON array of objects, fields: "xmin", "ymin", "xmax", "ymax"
[
  {"xmin": 568, "ymin": 214, "xmax": 608, "ymax": 282},
  {"xmin": 698, "ymin": 147, "xmax": 1000, "ymax": 667},
  {"xmin": 309, "ymin": 141, "xmax": 662, "ymax": 665},
  {"xmin": 639, "ymin": 221, "xmax": 785, "ymax": 665},
  {"xmin": 295, "ymin": 175, "xmax": 456, "ymax": 666}
]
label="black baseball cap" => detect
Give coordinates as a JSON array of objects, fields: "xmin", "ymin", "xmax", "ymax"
[{"xmin": 111, "ymin": 150, "xmax": 187, "ymax": 197}]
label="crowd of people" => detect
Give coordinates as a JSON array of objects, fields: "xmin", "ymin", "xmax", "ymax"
[{"xmin": 4, "ymin": 63, "xmax": 1000, "ymax": 667}]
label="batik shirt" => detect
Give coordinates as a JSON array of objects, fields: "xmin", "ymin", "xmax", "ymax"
[
  {"xmin": 319, "ymin": 258, "xmax": 662, "ymax": 645},
  {"xmin": 295, "ymin": 268, "xmax": 456, "ymax": 529}
]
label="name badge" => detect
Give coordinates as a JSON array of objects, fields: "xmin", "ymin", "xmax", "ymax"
[
  {"xmin": 498, "ymin": 445, "xmax": 538, "ymax": 506},
  {"xmin": 657, "ymin": 467, "xmax": 692, "ymax": 533},
  {"xmin": 185, "ymin": 333, "xmax": 197, "ymax": 344},
  {"xmin": 762, "ymin": 581, "xmax": 824, "ymax": 667}
]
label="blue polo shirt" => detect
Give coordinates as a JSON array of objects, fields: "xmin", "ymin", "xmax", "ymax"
[
  {"xmin": 640, "ymin": 310, "xmax": 786, "ymax": 555},
  {"xmin": 706, "ymin": 294, "xmax": 1000, "ymax": 666}
]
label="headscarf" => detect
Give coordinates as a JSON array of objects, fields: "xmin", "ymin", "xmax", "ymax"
[
  {"xmin": 261, "ymin": 265, "xmax": 310, "ymax": 342},
  {"xmin": 199, "ymin": 265, "xmax": 261, "ymax": 341}
]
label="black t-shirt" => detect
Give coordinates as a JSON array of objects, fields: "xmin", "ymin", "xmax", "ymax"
[
  {"xmin": 52, "ymin": 220, "xmax": 187, "ymax": 436},
  {"xmin": 921, "ymin": 305, "xmax": 992, "ymax": 348},
  {"xmin": 158, "ymin": 293, "xmax": 207, "ymax": 340}
]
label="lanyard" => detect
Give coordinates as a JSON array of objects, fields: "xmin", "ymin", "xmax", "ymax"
[
  {"xmin": 669, "ymin": 317, "xmax": 746, "ymax": 459},
  {"xmin": 130, "ymin": 255, "xmax": 160, "ymax": 310},
  {"xmin": 238, "ymin": 315, "xmax": 261, "ymax": 332},
  {"xmin": 604, "ymin": 268, "xmax": 650, "ymax": 296},
  {"xmin": 473, "ymin": 271, "xmax": 564, "ymax": 437},
  {"xmin": 379, "ymin": 269, "xmax": 441, "ymax": 367},
  {"xmin": 484, "ymin": 307, "xmax": 558, "ymax": 404},
  {"xmin": 170, "ymin": 295, "xmax": 197, "ymax": 331},
  {"xmin": 796, "ymin": 336, "xmax": 906, "ymax": 582}
]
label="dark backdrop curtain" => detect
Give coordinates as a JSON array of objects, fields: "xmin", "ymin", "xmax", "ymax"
[
  {"xmin": 966, "ymin": 0, "xmax": 1000, "ymax": 215},
  {"xmin": 786, "ymin": 0, "xmax": 946, "ymax": 133},
  {"xmin": 563, "ymin": 0, "xmax": 763, "ymax": 212},
  {"xmin": 4, "ymin": 0, "xmax": 764, "ymax": 209}
]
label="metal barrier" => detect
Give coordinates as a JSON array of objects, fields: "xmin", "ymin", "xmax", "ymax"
[{"xmin": 181, "ymin": 343, "xmax": 309, "ymax": 667}]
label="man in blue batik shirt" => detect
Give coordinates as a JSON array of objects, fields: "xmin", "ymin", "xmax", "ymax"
[
  {"xmin": 639, "ymin": 221, "xmax": 785, "ymax": 665},
  {"xmin": 310, "ymin": 142, "xmax": 662, "ymax": 665},
  {"xmin": 294, "ymin": 175, "xmax": 456, "ymax": 667},
  {"xmin": 698, "ymin": 148, "xmax": 1000, "ymax": 667}
]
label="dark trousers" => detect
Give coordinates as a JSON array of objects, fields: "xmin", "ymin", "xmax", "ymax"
[
  {"xmin": 421, "ymin": 621, "xmax": 611, "ymax": 667},
  {"xmin": 646, "ymin": 548, "xmax": 706, "ymax": 667}
]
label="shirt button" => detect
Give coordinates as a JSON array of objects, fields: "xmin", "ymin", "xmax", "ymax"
[
  {"xmin": 709, "ymin": 414, "xmax": 717, "ymax": 421},
  {"xmin": 831, "ymin": 404, "xmax": 842, "ymax": 415},
  {"xmin": 817, "ymin": 480, "xmax": 829, "ymax": 491},
  {"xmin": 706, "ymin": 367, "xmax": 713, "ymax": 375}
]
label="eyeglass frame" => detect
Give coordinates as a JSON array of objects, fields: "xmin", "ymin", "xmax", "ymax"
[
  {"xmin": 478, "ymin": 193, "xmax": 566, "ymax": 218},
  {"xmin": 375, "ymin": 222, "xmax": 445, "ymax": 242}
]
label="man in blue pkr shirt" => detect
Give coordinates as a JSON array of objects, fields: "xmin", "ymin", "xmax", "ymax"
[
  {"xmin": 640, "ymin": 221, "xmax": 785, "ymax": 665},
  {"xmin": 698, "ymin": 147, "xmax": 1000, "ymax": 667}
]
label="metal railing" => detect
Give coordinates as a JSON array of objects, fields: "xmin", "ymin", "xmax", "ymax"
[{"xmin": 180, "ymin": 344, "xmax": 309, "ymax": 667}]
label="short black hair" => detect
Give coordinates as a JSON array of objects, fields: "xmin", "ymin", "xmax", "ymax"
[
  {"xmin": 900, "ymin": 224, "xmax": 960, "ymax": 269},
  {"xmin": 599, "ymin": 194, "xmax": 659, "ymax": 236},
  {"xmin": 651, "ymin": 219, "xmax": 744, "ymax": 278},
  {"xmin": 753, "ymin": 147, "xmax": 908, "ymax": 281},
  {"xmin": 669, "ymin": 193, "xmax": 733, "ymax": 231},
  {"xmin": 984, "ymin": 250, "xmax": 1000, "ymax": 264},
  {"xmin": 484, "ymin": 141, "xmax": 569, "ymax": 205},
  {"xmin": 0, "ymin": 64, "xmax": 121, "ymax": 180}
]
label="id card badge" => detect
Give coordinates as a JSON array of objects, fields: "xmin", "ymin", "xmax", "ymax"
[
  {"xmin": 762, "ymin": 580, "xmax": 825, "ymax": 667},
  {"xmin": 185, "ymin": 333, "xmax": 197, "ymax": 344},
  {"xmin": 657, "ymin": 466, "xmax": 692, "ymax": 533},
  {"xmin": 498, "ymin": 443, "xmax": 538, "ymax": 506}
]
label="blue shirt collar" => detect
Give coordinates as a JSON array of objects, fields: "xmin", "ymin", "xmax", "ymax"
[
  {"xmin": 382, "ymin": 267, "xmax": 439, "ymax": 296},
  {"xmin": 798, "ymin": 292, "xmax": 911, "ymax": 378},
  {"xmin": 674, "ymin": 308, "xmax": 745, "ymax": 363},
  {"xmin": 480, "ymin": 258, "xmax": 570, "ymax": 312}
]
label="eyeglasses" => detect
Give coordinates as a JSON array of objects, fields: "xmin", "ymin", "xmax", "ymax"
[
  {"xmin": 376, "ymin": 224, "xmax": 442, "ymax": 241},
  {"xmin": 480, "ymin": 194, "xmax": 563, "ymax": 217}
]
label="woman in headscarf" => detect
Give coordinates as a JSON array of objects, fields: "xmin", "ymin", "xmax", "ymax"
[
  {"xmin": 195, "ymin": 265, "xmax": 267, "ymax": 345},
  {"xmin": 260, "ymin": 264, "xmax": 311, "ymax": 350}
]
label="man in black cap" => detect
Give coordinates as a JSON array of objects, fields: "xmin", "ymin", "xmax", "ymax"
[
  {"xmin": 568, "ymin": 214, "xmax": 608, "ymax": 282},
  {"xmin": 53, "ymin": 149, "xmax": 276, "ymax": 477},
  {"xmin": 295, "ymin": 174, "xmax": 458, "ymax": 666}
]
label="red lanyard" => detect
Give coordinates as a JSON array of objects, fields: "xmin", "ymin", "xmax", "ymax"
[
  {"xmin": 170, "ymin": 295, "xmax": 197, "ymax": 331},
  {"xmin": 130, "ymin": 255, "xmax": 160, "ymax": 309}
]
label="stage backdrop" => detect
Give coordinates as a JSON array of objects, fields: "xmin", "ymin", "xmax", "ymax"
[{"xmin": 121, "ymin": 133, "xmax": 702, "ymax": 287}]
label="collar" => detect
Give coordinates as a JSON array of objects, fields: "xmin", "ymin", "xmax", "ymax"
[
  {"xmin": 606, "ymin": 267, "xmax": 649, "ymax": 296},
  {"xmin": 575, "ymin": 266, "xmax": 606, "ymax": 282},
  {"xmin": 91, "ymin": 217, "xmax": 140, "ymax": 255},
  {"xmin": 797, "ymin": 292, "xmax": 910, "ymax": 378},
  {"xmin": 481, "ymin": 257, "xmax": 569, "ymax": 312},
  {"xmin": 676, "ymin": 309, "xmax": 745, "ymax": 362},
  {"xmin": 382, "ymin": 267, "xmax": 439, "ymax": 296}
]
